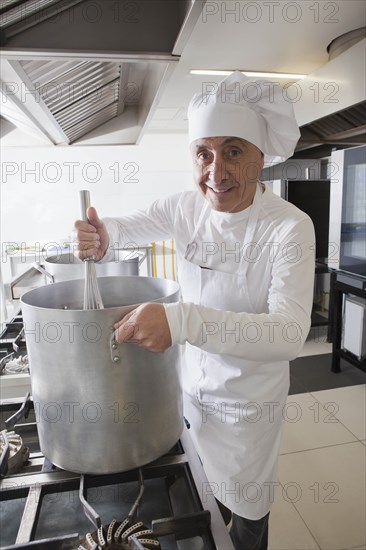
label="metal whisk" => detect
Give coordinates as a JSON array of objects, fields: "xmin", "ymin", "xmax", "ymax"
[{"xmin": 80, "ymin": 190, "xmax": 104, "ymax": 310}]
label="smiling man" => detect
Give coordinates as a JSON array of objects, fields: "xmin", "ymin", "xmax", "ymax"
[
  {"xmin": 75, "ymin": 71, "xmax": 315, "ymax": 550},
  {"xmin": 191, "ymin": 136, "xmax": 263, "ymax": 212}
]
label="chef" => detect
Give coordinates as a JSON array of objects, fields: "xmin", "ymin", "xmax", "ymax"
[{"xmin": 75, "ymin": 71, "xmax": 315, "ymax": 550}]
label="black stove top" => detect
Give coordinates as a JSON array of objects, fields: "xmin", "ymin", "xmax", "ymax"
[
  {"xmin": 0, "ymin": 312, "xmax": 27, "ymax": 375},
  {"xmin": 0, "ymin": 396, "xmax": 234, "ymax": 550}
]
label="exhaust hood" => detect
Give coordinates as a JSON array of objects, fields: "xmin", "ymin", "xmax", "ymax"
[
  {"xmin": 0, "ymin": 0, "xmax": 205, "ymax": 146},
  {"xmin": 293, "ymin": 29, "xmax": 366, "ymax": 158}
]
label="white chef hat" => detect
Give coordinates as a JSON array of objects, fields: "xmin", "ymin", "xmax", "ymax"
[{"xmin": 188, "ymin": 71, "xmax": 300, "ymax": 163}]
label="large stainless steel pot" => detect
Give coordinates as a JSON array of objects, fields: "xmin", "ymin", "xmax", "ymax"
[
  {"xmin": 20, "ymin": 276, "xmax": 183, "ymax": 474},
  {"xmin": 34, "ymin": 250, "xmax": 141, "ymax": 283}
]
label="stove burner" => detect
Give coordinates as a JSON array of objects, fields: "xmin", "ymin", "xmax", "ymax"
[
  {"xmin": 0, "ymin": 429, "xmax": 29, "ymax": 475},
  {"xmin": 78, "ymin": 518, "xmax": 161, "ymax": 549},
  {"xmin": 0, "ymin": 398, "xmax": 236, "ymax": 550},
  {"xmin": 0, "ymin": 352, "xmax": 29, "ymax": 374},
  {"xmin": 79, "ymin": 469, "xmax": 160, "ymax": 550}
]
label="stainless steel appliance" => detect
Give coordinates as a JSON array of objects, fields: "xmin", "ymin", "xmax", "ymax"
[
  {"xmin": 284, "ymin": 179, "xmax": 330, "ymax": 263},
  {"xmin": 0, "ymin": 311, "xmax": 30, "ymax": 399},
  {"xmin": 20, "ymin": 276, "xmax": 183, "ymax": 474},
  {"xmin": 329, "ymin": 145, "xmax": 366, "ymax": 277},
  {"xmin": 0, "ymin": 0, "xmax": 204, "ymax": 147}
]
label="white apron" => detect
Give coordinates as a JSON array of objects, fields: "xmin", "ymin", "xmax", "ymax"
[{"xmin": 178, "ymin": 184, "xmax": 289, "ymax": 520}]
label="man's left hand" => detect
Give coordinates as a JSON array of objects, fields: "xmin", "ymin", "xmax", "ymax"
[{"xmin": 114, "ymin": 303, "xmax": 172, "ymax": 353}]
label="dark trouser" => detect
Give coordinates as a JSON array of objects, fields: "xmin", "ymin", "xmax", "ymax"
[{"xmin": 216, "ymin": 499, "xmax": 270, "ymax": 550}]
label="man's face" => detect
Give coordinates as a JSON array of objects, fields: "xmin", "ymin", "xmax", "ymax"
[{"xmin": 190, "ymin": 136, "xmax": 264, "ymax": 213}]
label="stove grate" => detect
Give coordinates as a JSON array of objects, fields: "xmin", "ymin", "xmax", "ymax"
[{"xmin": 0, "ymin": 396, "xmax": 235, "ymax": 550}]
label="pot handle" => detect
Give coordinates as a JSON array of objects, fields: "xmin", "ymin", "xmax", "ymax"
[
  {"xmin": 32, "ymin": 262, "xmax": 54, "ymax": 283},
  {"xmin": 110, "ymin": 331, "xmax": 120, "ymax": 364},
  {"xmin": 137, "ymin": 250, "xmax": 146, "ymax": 267}
]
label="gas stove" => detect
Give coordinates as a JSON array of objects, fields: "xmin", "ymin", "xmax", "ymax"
[
  {"xmin": 0, "ymin": 310, "xmax": 233, "ymax": 549},
  {"xmin": 0, "ymin": 395, "xmax": 234, "ymax": 549},
  {"xmin": 0, "ymin": 311, "xmax": 31, "ymax": 400}
]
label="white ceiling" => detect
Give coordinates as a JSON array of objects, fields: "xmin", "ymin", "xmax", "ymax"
[
  {"xmin": 148, "ymin": 0, "xmax": 366, "ymax": 132},
  {"xmin": 1, "ymin": 0, "xmax": 365, "ymax": 144}
]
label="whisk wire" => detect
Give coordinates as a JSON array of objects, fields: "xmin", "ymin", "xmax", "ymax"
[
  {"xmin": 80, "ymin": 190, "xmax": 104, "ymax": 311},
  {"xmin": 83, "ymin": 258, "xmax": 104, "ymax": 310}
]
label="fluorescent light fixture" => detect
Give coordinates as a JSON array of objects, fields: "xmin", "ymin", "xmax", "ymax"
[{"xmin": 190, "ymin": 70, "xmax": 307, "ymax": 79}]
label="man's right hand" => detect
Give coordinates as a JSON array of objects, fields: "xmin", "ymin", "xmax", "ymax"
[{"xmin": 73, "ymin": 207, "xmax": 109, "ymax": 261}]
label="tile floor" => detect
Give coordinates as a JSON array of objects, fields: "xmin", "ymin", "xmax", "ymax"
[{"xmin": 268, "ymin": 328, "xmax": 366, "ymax": 550}]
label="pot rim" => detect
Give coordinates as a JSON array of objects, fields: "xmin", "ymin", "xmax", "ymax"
[
  {"xmin": 20, "ymin": 275, "xmax": 180, "ymax": 311},
  {"xmin": 44, "ymin": 251, "xmax": 141, "ymax": 264}
]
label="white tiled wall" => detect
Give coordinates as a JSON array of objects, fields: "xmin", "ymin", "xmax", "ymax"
[
  {"xmin": 1, "ymin": 133, "xmax": 193, "ymax": 319},
  {"xmin": 1, "ymin": 133, "xmax": 194, "ymax": 247}
]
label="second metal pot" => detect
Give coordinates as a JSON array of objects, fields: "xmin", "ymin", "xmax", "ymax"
[{"xmin": 34, "ymin": 250, "xmax": 141, "ymax": 283}]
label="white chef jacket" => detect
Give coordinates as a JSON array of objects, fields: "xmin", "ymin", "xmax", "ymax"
[{"xmin": 103, "ymin": 184, "xmax": 315, "ymax": 519}]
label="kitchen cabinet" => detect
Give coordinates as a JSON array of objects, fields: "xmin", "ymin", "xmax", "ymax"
[{"xmin": 329, "ymin": 270, "xmax": 366, "ymax": 373}]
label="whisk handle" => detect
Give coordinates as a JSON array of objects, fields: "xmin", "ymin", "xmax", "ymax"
[{"xmin": 80, "ymin": 190, "xmax": 91, "ymax": 222}]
